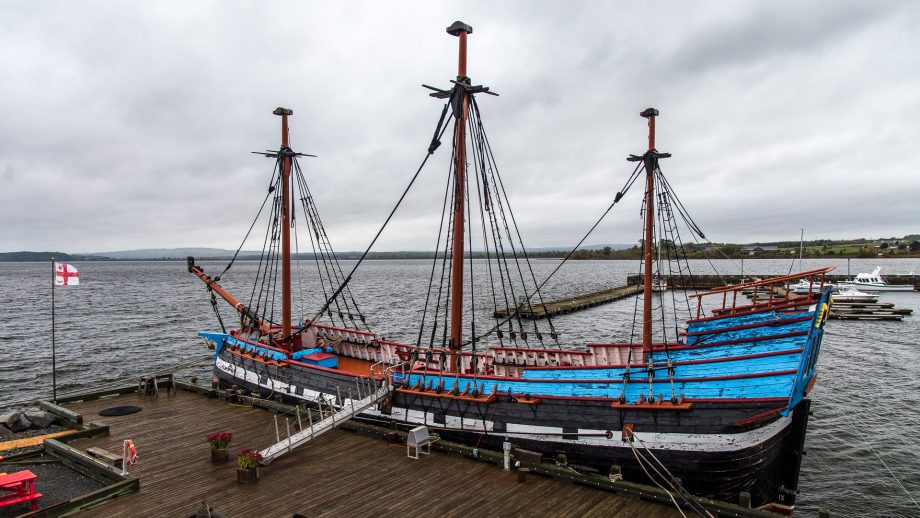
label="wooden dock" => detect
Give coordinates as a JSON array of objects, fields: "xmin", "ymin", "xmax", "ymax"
[
  {"xmin": 829, "ymin": 301, "xmax": 912, "ymax": 321},
  {"xmin": 628, "ymin": 274, "xmax": 920, "ymax": 290},
  {"xmin": 740, "ymin": 289, "xmax": 913, "ymax": 321},
  {"xmin": 59, "ymin": 387, "xmax": 689, "ymax": 517},
  {"xmin": 494, "ymin": 285, "xmax": 641, "ymax": 320}
]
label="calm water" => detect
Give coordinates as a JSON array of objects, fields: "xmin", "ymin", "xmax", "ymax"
[{"xmin": 1, "ymin": 258, "xmax": 918, "ymax": 516}]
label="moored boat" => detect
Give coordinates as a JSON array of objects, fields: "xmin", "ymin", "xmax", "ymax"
[
  {"xmin": 189, "ymin": 21, "xmax": 832, "ymax": 513},
  {"xmin": 790, "ymin": 278, "xmax": 835, "ymax": 294},
  {"xmin": 831, "ymin": 286, "xmax": 879, "ymax": 303},
  {"xmin": 837, "ymin": 266, "xmax": 914, "ymax": 292}
]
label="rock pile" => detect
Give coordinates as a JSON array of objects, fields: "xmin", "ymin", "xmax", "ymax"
[{"xmin": 0, "ymin": 409, "xmax": 59, "ymax": 434}]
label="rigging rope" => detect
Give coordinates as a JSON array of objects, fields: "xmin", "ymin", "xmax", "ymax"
[
  {"xmin": 214, "ymin": 171, "xmax": 278, "ymax": 282},
  {"xmin": 284, "ymin": 104, "xmax": 454, "ymax": 344},
  {"xmin": 471, "ymin": 98, "xmax": 550, "ymax": 345},
  {"xmin": 850, "ymin": 420, "xmax": 920, "ymax": 511},
  {"xmin": 469, "ymin": 159, "xmax": 645, "ymax": 345}
]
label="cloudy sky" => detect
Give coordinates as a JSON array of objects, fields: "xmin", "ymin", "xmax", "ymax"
[{"xmin": 1, "ymin": 1, "xmax": 917, "ymax": 253}]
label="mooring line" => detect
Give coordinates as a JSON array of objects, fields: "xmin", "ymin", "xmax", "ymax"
[{"xmin": 850, "ymin": 421, "xmax": 920, "ymax": 511}]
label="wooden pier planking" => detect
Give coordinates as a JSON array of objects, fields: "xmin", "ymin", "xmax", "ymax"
[
  {"xmin": 62, "ymin": 389, "xmax": 682, "ymax": 517},
  {"xmin": 494, "ymin": 285, "xmax": 642, "ymax": 320}
]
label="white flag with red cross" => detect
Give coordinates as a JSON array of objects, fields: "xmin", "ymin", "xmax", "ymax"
[{"xmin": 54, "ymin": 262, "xmax": 80, "ymax": 286}]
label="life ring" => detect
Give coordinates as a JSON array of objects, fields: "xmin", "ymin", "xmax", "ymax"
[{"xmin": 124, "ymin": 439, "xmax": 138, "ymax": 467}]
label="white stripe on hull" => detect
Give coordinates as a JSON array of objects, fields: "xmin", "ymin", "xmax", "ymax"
[{"xmin": 215, "ymin": 359, "xmax": 792, "ymax": 454}]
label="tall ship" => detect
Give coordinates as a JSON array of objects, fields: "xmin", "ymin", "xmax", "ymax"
[{"xmin": 189, "ymin": 21, "xmax": 832, "ymax": 513}]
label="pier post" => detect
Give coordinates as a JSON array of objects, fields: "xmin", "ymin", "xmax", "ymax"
[
  {"xmin": 818, "ymin": 508, "xmax": 831, "ymax": 518},
  {"xmin": 286, "ymin": 418, "xmax": 292, "ymax": 452},
  {"xmin": 738, "ymin": 491, "xmax": 751, "ymax": 508}
]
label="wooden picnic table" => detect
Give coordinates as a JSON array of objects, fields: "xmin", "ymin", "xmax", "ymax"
[{"xmin": 0, "ymin": 469, "xmax": 43, "ymax": 512}]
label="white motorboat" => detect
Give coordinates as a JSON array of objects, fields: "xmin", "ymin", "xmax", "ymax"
[
  {"xmin": 790, "ymin": 279, "xmax": 834, "ymax": 294},
  {"xmin": 831, "ymin": 286, "xmax": 879, "ymax": 303},
  {"xmin": 837, "ymin": 266, "xmax": 914, "ymax": 292},
  {"xmin": 651, "ymin": 276, "xmax": 668, "ymax": 292}
]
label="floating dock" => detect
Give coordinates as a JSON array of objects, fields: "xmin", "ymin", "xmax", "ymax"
[
  {"xmin": 829, "ymin": 302, "xmax": 912, "ymax": 321},
  {"xmin": 493, "ymin": 285, "xmax": 641, "ymax": 319},
  {"xmin": 628, "ymin": 274, "xmax": 920, "ymax": 290},
  {"xmin": 0, "ymin": 378, "xmax": 802, "ymax": 517},
  {"xmin": 740, "ymin": 289, "xmax": 913, "ymax": 321}
]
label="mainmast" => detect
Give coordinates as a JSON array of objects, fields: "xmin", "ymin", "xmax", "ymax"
[
  {"xmin": 448, "ymin": 21, "xmax": 473, "ymax": 373},
  {"xmin": 275, "ymin": 107, "xmax": 294, "ymax": 350}
]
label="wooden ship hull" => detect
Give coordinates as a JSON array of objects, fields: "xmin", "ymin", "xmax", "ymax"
[{"xmin": 200, "ymin": 282, "xmax": 831, "ymax": 511}]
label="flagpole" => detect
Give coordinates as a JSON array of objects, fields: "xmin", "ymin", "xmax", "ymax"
[{"xmin": 51, "ymin": 258, "xmax": 57, "ymax": 403}]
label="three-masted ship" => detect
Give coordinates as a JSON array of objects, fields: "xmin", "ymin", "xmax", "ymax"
[{"xmin": 189, "ymin": 21, "xmax": 832, "ymax": 513}]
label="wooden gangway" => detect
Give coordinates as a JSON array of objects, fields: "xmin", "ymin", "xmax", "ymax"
[
  {"xmin": 493, "ymin": 285, "xmax": 641, "ymax": 320},
  {"xmin": 259, "ymin": 379, "xmax": 391, "ymax": 464}
]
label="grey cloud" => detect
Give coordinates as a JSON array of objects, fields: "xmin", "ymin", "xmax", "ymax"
[{"xmin": 0, "ymin": 1, "xmax": 917, "ymax": 253}]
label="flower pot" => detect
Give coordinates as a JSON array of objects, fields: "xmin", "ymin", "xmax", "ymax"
[
  {"xmin": 211, "ymin": 448, "xmax": 229, "ymax": 463},
  {"xmin": 237, "ymin": 467, "xmax": 259, "ymax": 484}
]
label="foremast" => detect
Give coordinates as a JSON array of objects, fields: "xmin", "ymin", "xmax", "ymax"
[{"xmin": 188, "ymin": 107, "xmax": 304, "ymax": 355}]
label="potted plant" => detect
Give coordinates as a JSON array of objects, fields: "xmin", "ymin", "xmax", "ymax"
[
  {"xmin": 206, "ymin": 431, "xmax": 233, "ymax": 463},
  {"xmin": 236, "ymin": 449, "xmax": 262, "ymax": 484}
]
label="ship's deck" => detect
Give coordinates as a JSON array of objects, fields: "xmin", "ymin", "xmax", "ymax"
[{"xmin": 62, "ymin": 388, "xmax": 682, "ymax": 517}]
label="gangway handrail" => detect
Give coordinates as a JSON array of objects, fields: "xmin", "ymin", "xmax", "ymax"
[{"xmin": 259, "ymin": 380, "xmax": 393, "ymax": 465}]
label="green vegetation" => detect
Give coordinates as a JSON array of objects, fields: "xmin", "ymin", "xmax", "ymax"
[{"xmin": 563, "ymin": 235, "xmax": 920, "ymax": 260}]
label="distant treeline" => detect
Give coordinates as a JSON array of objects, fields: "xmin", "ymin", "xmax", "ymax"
[
  {"xmin": 566, "ymin": 237, "xmax": 920, "ymax": 260},
  {"xmin": 0, "ymin": 251, "xmax": 112, "ymax": 262},
  {"xmin": 4, "ymin": 234, "xmax": 919, "ymax": 262},
  {"xmin": 0, "ymin": 250, "xmax": 566, "ymax": 262}
]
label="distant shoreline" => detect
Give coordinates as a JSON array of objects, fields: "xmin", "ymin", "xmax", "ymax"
[
  {"xmin": 3, "ymin": 237, "xmax": 919, "ymax": 262},
  {"xmin": 3, "ymin": 253, "xmax": 920, "ymax": 262}
]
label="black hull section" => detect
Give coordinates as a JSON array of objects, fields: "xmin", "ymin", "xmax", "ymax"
[
  {"xmin": 432, "ymin": 399, "xmax": 810, "ymax": 508},
  {"xmin": 213, "ymin": 351, "xmax": 811, "ymax": 508}
]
